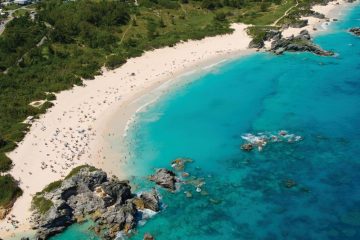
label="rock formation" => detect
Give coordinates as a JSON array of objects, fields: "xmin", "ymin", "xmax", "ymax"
[
  {"xmin": 349, "ymin": 27, "xmax": 360, "ymax": 36},
  {"xmin": 270, "ymin": 30, "xmax": 334, "ymax": 56},
  {"xmin": 149, "ymin": 168, "xmax": 177, "ymax": 191},
  {"xmin": 31, "ymin": 166, "xmax": 160, "ymax": 239}
]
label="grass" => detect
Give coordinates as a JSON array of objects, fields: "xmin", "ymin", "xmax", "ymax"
[
  {"xmin": 65, "ymin": 165, "xmax": 98, "ymax": 180},
  {"xmin": 13, "ymin": 9, "xmax": 30, "ymax": 18},
  {"xmin": 32, "ymin": 195, "xmax": 53, "ymax": 215},
  {"xmin": 42, "ymin": 180, "xmax": 63, "ymax": 193},
  {"xmin": 32, "ymin": 164, "xmax": 99, "ymax": 215},
  {"xmin": 236, "ymin": 0, "xmax": 296, "ymax": 26}
]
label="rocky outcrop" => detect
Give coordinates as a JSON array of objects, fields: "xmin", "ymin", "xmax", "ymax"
[
  {"xmin": 144, "ymin": 233, "xmax": 155, "ymax": 240},
  {"xmin": 270, "ymin": 30, "xmax": 334, "ymax": 56},
  {"xmin": 303, "ymin": 10, "xmax": 325, "ymax": 19},
  {"xmin": 149, "ymin": 168, "xmax": 177, "ymax": 191},
  {"xmin": 31, "ymin": 166, "xmax": 160, "ymax": 239},
  {"xmin": 241, "ymin": 143, "xmax": 253, "ymax": 152},
  {"xmin": 248, "ymin": 39, "xmax": 265, "ymax": 49},
  {"xmin": 287, "ymin": 19, "xmax": 308, "ymax": 28},
  {"xmin": 248, "ymin": 29, "xmax": 282, "ymax": 49},
  {"xmin": 349, "ymin": 27, "xmax": 360, "ymax": 36},
  {"xmin": 139, "ymin": 189, "xmax": 160, "ymax": 212}
]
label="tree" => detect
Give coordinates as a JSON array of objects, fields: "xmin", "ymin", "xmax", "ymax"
[
  {"xmin": 0, "ymin": 134, "xmax": 6, "ymax": 148},
  {"xmin": 214, "ymin": 12, "xmax": 227, "ymax": 22},
  {"xmin": 159, "ymin": 17, "xmax": 166, "ymax": 28}
]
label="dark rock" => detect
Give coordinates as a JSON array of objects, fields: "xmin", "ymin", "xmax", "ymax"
[
  {"xmin": 171, "ymin": 158, "xmax": 192, "ymax": 171},
  {"xmin": 144, "ymin": 233, "xmax": 155, "ymax": 240},
  {"xmin": 289, "ymin": 19, "xmax": 308, "ymax": 28},
  {"xmin": 283, "ymin": 179, "xmax": 297, "ymax": 188},
  {"xmin": 264, "ymin": 30, "xmax": 282, "ymax": 41},
  {"xmin": 304, "ymin": 10, "xmax": 325, "ymax": 19},
  {"xmin": 270, "ymin": 31, "xmax": 334, "ymax": 56},
  {"xmin": 248, "ymin": 30, "xmax": 282, "ymax": 49},
  {"xmin": 140, "ymin": 189, "xmax": 160, "ymax": 212},
  {"xmin": 149, "ymin": 168, "xmax": 177, "ymax": 191},
  {"xmin": 248, "ymin": 39, "xmax": 264, "ymax": 49},
  {"xmin": 241, "ymin": 143, "xmax": 253, "ymax": 152},
  {"xmin": 101, "ymin": 180, "xmax": 132, "ymax": 205},
  {"xmin": 32, "ymin": 167, "xmax": 160, "ymax": 239},
  {"xmin": 35, "ymin": 202, "xmax": 74, "ymax": 239},
  {"xmin": 349, "ymin": 27, "xmax": 360, "ymax": 36},
  {"xmin": 299, "ymin": 30, "xmax": 311, "ymax": 40},
  {"xmin": 60, "ymin": 186, "xmax": 77, "ymax": 201}
]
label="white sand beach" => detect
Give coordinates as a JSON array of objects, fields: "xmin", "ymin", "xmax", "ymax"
[
  {"xmin": 0, "ymin": 0, "xmax": 357, "ymax": 237},
  {"xmin": 0, "ymin": 23, "xmax": 253, "ymax": 238},
  {"xmin": 282, "ymin": 0, "xmax": 358, "ymax": 38}
]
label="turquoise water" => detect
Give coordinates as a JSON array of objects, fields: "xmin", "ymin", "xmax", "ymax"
[{"xmin": 50, "ymin": 5, "xmax": 360, "ymax": 240}]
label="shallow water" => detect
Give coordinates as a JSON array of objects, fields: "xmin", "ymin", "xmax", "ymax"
[{"xmin": 50, "ymin": 4, "xmax": 360, "ymax": 240}]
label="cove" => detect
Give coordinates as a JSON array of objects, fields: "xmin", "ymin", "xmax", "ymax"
[{"xmin": 51, "ymin": 4, "xmax": 360, "ymax": 240}]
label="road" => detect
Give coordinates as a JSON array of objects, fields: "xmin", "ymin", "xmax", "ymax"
[{"xmin": 0, "ymin": 9, "xmax": 16, "ymax": 35}]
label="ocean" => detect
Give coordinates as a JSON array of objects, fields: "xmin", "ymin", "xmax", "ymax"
[{"xmin": 51, "ymin": 4, "xmax": 360, "ymax": 240}]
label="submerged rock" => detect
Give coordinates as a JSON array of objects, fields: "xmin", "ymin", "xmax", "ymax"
[
  {"xmin": 171, "ymin": 158, "xmax": 193, "ymax": 171},
  {"xmin": 283, "ymin": 179, "xmax": 297, "ymax": 189},
  {"xmin": 241, "ymin": 143, "xmax": 254, "ymax": 152},
  {"xmin": 149, "ymin": 168, "xmax": 177, "ymax": 191},
  {"xmin": 143, "ymin": 233, "xmax": 155, "ymax": 240},
  {"xmin": 32, "ymin": 166, "xmax": 160, "ymax": 239},
  {"xmin": 349, "ymin": 27, "xmax": 360, "ymax": 36}
]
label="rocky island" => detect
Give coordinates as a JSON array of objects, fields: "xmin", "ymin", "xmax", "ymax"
[{"xmin": 30, "ymin": 166, "xmax": 160, "ymax": 239}]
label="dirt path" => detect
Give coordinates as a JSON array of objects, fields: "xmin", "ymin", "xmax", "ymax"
[{"xmin": 272, "ymin": 0, "xmax": 299, "ymax": 26}]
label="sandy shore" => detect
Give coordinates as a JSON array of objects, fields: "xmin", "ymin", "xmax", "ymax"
[
  {"xmin": 0, "ymin": 0, "xmax": 357, "ymax": 237},
  {"xmin": 0, "ymin": 23, "xmax": 253, "ymax": 238}
]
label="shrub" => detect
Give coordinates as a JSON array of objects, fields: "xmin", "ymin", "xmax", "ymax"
[
  {"xmin": 0, "ymin": 175, "xmax": 22, "ymax": 207},
  {"xmin": 105, "ymin": 55, "xmax": 127, "ymax": 70},
  {"xmin": 32, "ymin": 195, "xmax": 53, "ymax": 214}
]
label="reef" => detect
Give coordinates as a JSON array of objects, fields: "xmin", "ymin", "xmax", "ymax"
[{"xmin": 241, "ymin": 130, "xmax": 302, "ymax": 151}]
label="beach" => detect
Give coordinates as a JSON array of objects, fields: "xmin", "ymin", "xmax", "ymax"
[
  {"xmin": 0, "ymin": 0, "xmax": 357, "ymax": 238},
  {"xmin": 0, "ymin": 23, "xmax": 253, "ymax": 238},
  {"xmin": 281, "ymin": 0, "xmax": 356, "ymax": 38}
]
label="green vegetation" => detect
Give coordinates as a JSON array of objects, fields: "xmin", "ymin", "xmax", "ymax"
[
  {"xmin": 13, "ymin": 9, "xmax": 30, "ymax": 18},
  {"xmin": 247, "ymin": 25, "xmax": 279, "ymax": 46},
  {"xmin": 2, "ymin": 4, "xmax": 22, "ymax": 11},
  {"xmin": 32, "ymin": 195, "xmax": 53, "ymax": 214},
  {"xmin": 42, "ymin": 180, "xmax": 63, "ymax": 193},
  {"xmin": 32, "ymin": 165, "xmax": 99, "ymax": 215},
  {"xmin": 0, "ymin": 0, "xmax": 325, "ymax": 214},
  {"xmin": 0, "ymin": 174, "xmax": 22, "ymax": 207},
  {"xmin": 65, "ymin": 164, "xmax": 98, "ymax": 180}
]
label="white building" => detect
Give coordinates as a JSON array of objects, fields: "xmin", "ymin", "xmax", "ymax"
[{"xmin": 14, "ymin": 0, "xmax": 30, "ymax": 5}]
